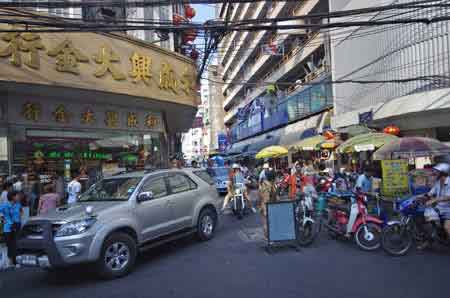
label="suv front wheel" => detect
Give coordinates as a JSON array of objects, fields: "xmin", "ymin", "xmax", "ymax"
[
  {"xmin": 96, "ymin": 232, "xmax": 137, "ymax": 279},
  {"xmin": 197, "ymin": 208, "xmax": 217, "ymax": 241}
]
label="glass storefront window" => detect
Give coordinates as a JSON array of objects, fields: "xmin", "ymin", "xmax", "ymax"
[{"xmin": 11, "ymin": 130, "xmax": 164, "ymax": 190}]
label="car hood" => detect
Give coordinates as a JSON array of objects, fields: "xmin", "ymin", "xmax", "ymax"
[{"xmin": 30, "ymin": 201, "xmax": 123, "ymax": 222}]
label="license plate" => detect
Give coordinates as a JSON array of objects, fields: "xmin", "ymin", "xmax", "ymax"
[{"xmin": 20, "ymin": 255, "xmax": 37, "ymax": 266}]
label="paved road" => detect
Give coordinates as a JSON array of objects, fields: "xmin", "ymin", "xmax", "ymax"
[{"xmin": 1, "ymin": 197, "xmax": 450, "ymax": 298}]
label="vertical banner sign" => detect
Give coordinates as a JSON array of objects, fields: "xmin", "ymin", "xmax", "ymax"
[
  {"xmin": 381, "ymin": 160, "xmax": 409, "ymax": 197},
  {"xmin": 218, "ymin": 133, "xmax": 228, "ymax": 153}
]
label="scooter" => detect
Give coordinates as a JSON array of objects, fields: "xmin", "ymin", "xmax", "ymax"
[
  {"xmin": 295, "ymin": 187, "xmax": 320, "ymax": 246},
  {"xmin": 319, "ymin": 192, "xmax": 383, "ymax": 251},
  {"xmin": 382, "ymin": 195, "xmax": 450, "ymax": 256},
  {"xmin": 230, "ymin": 183, "xmax": 246, "ymax": 220}
]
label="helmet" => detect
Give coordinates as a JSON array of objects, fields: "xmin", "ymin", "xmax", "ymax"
[
  {"xmin": 263, "ymin": 163, "xmax": 270, "ymax": 169},
  {"xmin": 232, "ymin": 163, "xmax": 240, "ymax": 169},
  {"xmin": 433, "ymin": 163, "xmax": 450, "ymax": 174}
]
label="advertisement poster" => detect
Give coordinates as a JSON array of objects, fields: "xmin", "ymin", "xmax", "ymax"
[{"xmin": 381, "ymin": 160, "xmax": 409, "ymax": 197}]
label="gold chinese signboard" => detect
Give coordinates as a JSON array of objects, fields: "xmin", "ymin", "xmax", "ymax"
[
  {"xmin": 0, "ymin": 13, "xmax": 198, "ymax": 108},
  {"xmin": 381, "ymin": 160, "xmax": 410, "ymax": 197}
]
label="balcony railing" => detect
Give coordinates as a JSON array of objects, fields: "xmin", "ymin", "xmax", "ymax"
[
  {"xmin": 223, "ymin": 0, "xmax": 321, "ymax": 108},
  {"xmin": 224, "ymin": 33, "xmax": 325, "ymax": 124},
  {"xmin": 229, "ymin": 74, "xmax": 333, "ymax": 143}
]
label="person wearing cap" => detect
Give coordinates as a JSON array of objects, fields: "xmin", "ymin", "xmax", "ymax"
[
  {"xmin": 425, "ymin": 163, "xmax": 450, "ymax": 237},
  {"xmin": 257, "ymin": 163, "xmax": 277, "ymax": 238},
  {"xmin": 258, "ymin": 163, "xmax": 270, "ymax": 185}
]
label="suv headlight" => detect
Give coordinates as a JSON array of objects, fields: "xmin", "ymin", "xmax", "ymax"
[{"xmin": 55, "ymin": 218, "xmax": 97, "ymax": 237}]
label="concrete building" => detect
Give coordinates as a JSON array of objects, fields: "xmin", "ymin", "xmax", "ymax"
[
  {"xmin": 331, "ymin": 0, "xmax": 450, "ymax": 141},
  {"xmin": 0, "ymin": 8, "xmax": 199, "ymax": 176},
  {"xmin": 216, "ymin": 1, "xmax": 333, "ymax": 156},
  {"xmin": 16, "ymin": 0, "xmax": 182, "ymax": 51},
  {"xmin": 206, "ymin": 65, "xmax": 226, "ymax": 152}
]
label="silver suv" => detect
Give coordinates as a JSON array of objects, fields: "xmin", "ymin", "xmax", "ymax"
[{"xmin": 16, "ymin": 168, "xmax": 220, "ymax": 278}]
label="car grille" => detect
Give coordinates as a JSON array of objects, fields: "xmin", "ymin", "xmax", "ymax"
[
  {"xmin": 21, "ymin": 222, "xmax": 64, "ymax": 239},
  {"xmin": 21, "ymin": 224, "xmax": 44, "ymax": 239}
]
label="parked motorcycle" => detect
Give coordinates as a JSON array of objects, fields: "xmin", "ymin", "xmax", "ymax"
[
  {"xmin": 318, "ymin": 191, "xmax": 383, "ymax": 251},
  {"xmin": 230, "ymin": 183, "xmax": 247, "ymax": 220},
  {"xmin": 381, "ymin": 195, "xmax": 450, "ymax": 256},
  {"xmin": 295, "ymin": 188, "xmax": 320, "ymax": 246}
]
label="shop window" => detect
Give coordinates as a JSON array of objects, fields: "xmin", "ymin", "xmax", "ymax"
[{"xmin": 141, "ymin": 177, "xmax": 168, "ymax": 199}]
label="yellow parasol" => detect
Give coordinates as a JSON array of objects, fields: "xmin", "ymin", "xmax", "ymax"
[
  {"xmin": 255, "ymin": 145, "xmax": 289, "ymax": 159},
  {"xmin": 290, "ymin": 135, "xmax": 326, "ymax": 151}
]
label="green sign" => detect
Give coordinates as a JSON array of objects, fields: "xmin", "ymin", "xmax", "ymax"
[{"xmin": 47, "ymin": 151, "xmax": 112, "ymax": 160}]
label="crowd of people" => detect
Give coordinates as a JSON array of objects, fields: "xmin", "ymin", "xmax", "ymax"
[{"xmin": 0, "ymin": 172, "xmax": 83, "ymax": 269}]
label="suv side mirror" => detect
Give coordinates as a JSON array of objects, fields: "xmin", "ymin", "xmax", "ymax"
[{"xmin": 137, "ymin": 191, "xmax": 154, "ymax": 203}]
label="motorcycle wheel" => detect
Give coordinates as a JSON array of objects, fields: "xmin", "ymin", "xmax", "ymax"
[
  {"xmin": 354, "ymin": 222, "xmax": 382, "ymax": 251},
  {"xmin": 235, "ymin": 198, "xmax": 244, "ymax": 220},
  {"xmin": 381, "ymin": 223, "xmax": 413, "ymax": 256},
  {"xmin": 297, "ymin": 220, "xmax": 318, "ymax": 246}
]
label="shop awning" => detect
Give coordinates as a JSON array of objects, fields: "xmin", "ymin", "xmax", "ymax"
[
  {"xmin": 290, "ymin": 135, "xmax": 326, "ymax": 151},
  {"xmin": 247, "ymin": 135, "xmax": 281, "ymax": 154},
  {"xmin": 336, "ymin": 133, "xmax": 398, "ymax": 154},
  {"xmin": 226, "ymin": 143, "xmax": 250, "ymax": 156}
]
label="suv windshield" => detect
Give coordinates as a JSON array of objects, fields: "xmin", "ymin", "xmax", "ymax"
[{"xmin": 79, "ymin": 177, "xmax": 142, "ymax": 202}]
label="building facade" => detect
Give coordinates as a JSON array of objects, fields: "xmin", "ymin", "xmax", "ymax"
[
  {"xmin": 216, "ymin": 0, "xmax": 333, "ymax": 155},
  {"xmin": 206, "ymin": 65, "xmax": 226, "ymax": 152},
  {"xmin": 12, "ymin": 0, "xmax": 182, "ymax": 51},
  {"xmin": 331, "ymin": 0, "xmax": 450, "ymax": 141},
  {"xmin": 0, "ymin": 9, "xmax": 199, "ymax": 178}
]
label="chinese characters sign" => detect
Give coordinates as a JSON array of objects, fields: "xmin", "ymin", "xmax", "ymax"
[
  {"xmin": 16, "ymin": 100, "xmax": 163, "ymax": 132},
  {"xmin": 0, "ymin": 29, "xmax": 196, "ymax": 100}
]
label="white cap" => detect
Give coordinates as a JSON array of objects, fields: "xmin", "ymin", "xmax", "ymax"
[
  {"xmin": 232, "ymin": 163, "xmax": 240, "ymax": 169},
  {"xmin": 263, "ymin": 163, "xmax": 270, "ymax": 169}
]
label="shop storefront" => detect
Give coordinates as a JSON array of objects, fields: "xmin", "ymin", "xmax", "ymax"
[{"xmin": 0, "ymin": 9, "xmax": 199, "ymax": 187}]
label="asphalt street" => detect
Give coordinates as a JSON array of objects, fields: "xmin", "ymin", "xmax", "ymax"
[{"xmin": 1, "ymin": 193, "xmax": 450, "ymax": 298}]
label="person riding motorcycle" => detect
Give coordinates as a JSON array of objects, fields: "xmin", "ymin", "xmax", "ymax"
[
  {"xmin": 420, "ymin": 163, "xmax": 450, "ymax": 246},
  {"xmin": 221, "ymin": 163, "xmax": 256, "ymax": 213}
]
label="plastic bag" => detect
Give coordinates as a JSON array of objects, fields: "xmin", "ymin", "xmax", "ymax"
[{"xmin": 424, "ymin": 207, "xmax": 440, "ymax": 222}]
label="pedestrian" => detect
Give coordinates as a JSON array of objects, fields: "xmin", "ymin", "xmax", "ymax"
[
  {"xmin": 13, "ymin": 175, "xmax": 24, "ymax": 192},
  {"xmin": 258, "ymin": 164, "xmax": 277, "ymax": 239},
  {"xmin": 38, "ymin": 184, "xmax": 61, "ymax": 215},
  {"xmin": 0, "ymin": 191, "xmax": 22, "ymax": 268},
  {"xmin": 0, "ymin": 182, "xmax": 12, "ymax": 204},
  {"xmin": 67, "ymin": 171, "xmax": 82, "ymax": 205}
]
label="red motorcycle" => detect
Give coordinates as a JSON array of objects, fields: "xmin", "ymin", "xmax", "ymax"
[{"xmin": 320, "ymin": 192, "xmax": 383, "ymax": 251}]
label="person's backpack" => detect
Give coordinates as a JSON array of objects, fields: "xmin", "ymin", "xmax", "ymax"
[{"xmin": 265, "ymin": 169, "xmax": 276, "ymax": 182}]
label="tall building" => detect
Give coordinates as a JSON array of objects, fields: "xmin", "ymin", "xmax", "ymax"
[
  {"xmin": 17, "ymin": 0, "xmax": 183, "ymax": 51},
  {"xmin": 206, "ymin": 65, "xmax": 226, "ymax": 152},
  {"xmin": 331, "ymin": 0, "xmax": 450, "ymax": 141},
  {"xmin": 217, "ymin": 1, "xmax": 333, "ymax": 157}
]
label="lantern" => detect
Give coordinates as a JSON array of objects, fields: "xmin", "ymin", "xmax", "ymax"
[
  {"xmin": 185, "ymin": 5, "xmax": 196, "ymax": 19},
  {"xmin": 173, "ymin": 14, "xmax": 185, "ymax": 25},
  {"xmin": 190, "ymin": 48, "xmax": 199, "ymax": 60},
  {"xmin": 383, "ymin": 125, "xmax": 400, "ymax": 136},
  {"xmin": 323, "ymin": 130, "xmax": 334, "ymax": 140}
]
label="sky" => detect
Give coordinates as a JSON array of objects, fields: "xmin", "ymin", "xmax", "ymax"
[{"xmin": 192, "ymin": 4, "xmax": 216, "ymax": 23}]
